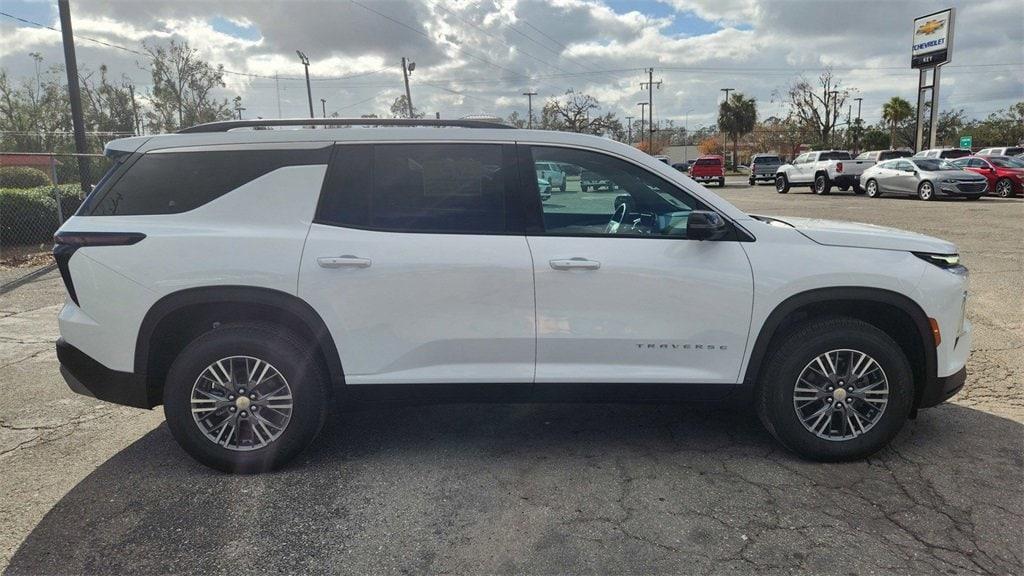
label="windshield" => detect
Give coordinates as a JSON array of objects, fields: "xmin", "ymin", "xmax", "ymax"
[
  {"xmin": 990, "ymin": 156, "xmax": 1024, "ymax": 168},
  {"xmin": 753, "ymin": 156, "xmax": 780, "ymax": 164},
  {"xmin": 912, "ymin": 158, "xmax": 957, "ymax": 171},
  {"xmin": 819, "ymin": 151, "xmax": 852, "ymax": 160}
]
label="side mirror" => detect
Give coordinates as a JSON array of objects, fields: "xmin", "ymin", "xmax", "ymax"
[{"xmin": 687, "ymin": 211, "xmax": 728, "ymax": 241}]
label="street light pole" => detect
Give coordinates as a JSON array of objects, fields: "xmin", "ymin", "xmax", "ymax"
[
  {"xmin": 522, "ymin": 91, "xmax": 537, "ymax": 128},
  {"xmin": 401, "ymin": 57, "xmax": 416, "ymax": 118},
  {"xmin": 637, "ymin": 102, "xmax": 648, "ymax": 149},
  {"xmin": 625, "ymin": 116, "xmax": 634, "ymax": 144},
  {"xmin": 683, "ymin": 108, "xmax": 693, "ymax": 162},
  {"xmin": 296, "ymin": 50, "xmax": 313, "ymax": 118},
  {"xmin": 321, "ymin": 98, "xmax": 327, "ymax": 118}
]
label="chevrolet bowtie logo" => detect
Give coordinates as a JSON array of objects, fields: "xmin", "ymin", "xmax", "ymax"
[{"xmin": 917, "ymin": 19, "xmax": 944, "ymax": 35}]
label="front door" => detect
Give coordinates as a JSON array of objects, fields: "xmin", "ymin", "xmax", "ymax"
[
  {"xmin": 299, "ymin": 143, "xmax": 536, "ymax": 385},
  {"xmin": 520, "ymin": 145, "xmax": 754, "ymax": 384}
]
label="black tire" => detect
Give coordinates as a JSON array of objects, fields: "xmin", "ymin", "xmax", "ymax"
[
  {"xmin": 814, "ymin": 173, "xmax": 831, "ymax": 195},
  {"xmin": 163, "ymin": 323, "xmax": 329, "ymax": 473},
  {"xmin": 994, "ymin": 178, "xmax": 1015, "ymax": 198},
  {"xmin": 917, "ymin": 180, "xmax": 935, "ymax": 201},
  {"xmin": 718, "ymin": 178, "xmax": 725, "ymax": 187},
  {"xmin": 748, "ymin": 178, "xmax": 755, "ymax": 186},
  {"xmin": 853, "ymin": 185, "xmax": 866, "ymax": 195},
  {"xmin": 756, "ymin": 317, "xmax": 914, "ymax": 461},
  {"xmin": 964, "ymin": 195, "xmax": 982, "ymax": 201},
  {"xmin": 865, "ymin": 179, "xmax": 882, "ymax": 198},
  {"xmin": 838, "ymin": 185, "xmax": 849, "ymax": 192},
  {"xmin": 775, "ymin": 174, "xmax": 790, "ymax": 194}
]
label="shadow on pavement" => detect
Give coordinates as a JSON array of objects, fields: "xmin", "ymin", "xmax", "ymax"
[{"xmin": 7, "ymin": 402, "xmax": 1023, "ymax": 575}]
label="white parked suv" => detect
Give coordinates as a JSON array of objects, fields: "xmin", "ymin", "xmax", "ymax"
[
  {"xmin": 775, "ymin": 150, "xmax": 874, "ymax": 195},
  {"xmin": 55, "ymin": 119, "xmax": 971, "ymax": 473}
]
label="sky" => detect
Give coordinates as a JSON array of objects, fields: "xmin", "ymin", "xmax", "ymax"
[{"xmin": 0, "ymin": 0, "xmax": 1021, "ymax": 131}]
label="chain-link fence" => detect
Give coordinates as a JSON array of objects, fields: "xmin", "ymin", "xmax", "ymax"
[{"xmin": 1, "ymin": 152, "xmax": 110, "ymax": 292}]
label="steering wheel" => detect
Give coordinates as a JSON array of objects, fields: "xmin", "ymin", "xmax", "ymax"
[{"xmin": 604, "ymin": 201, "xmax": 628, "ymax": 234}]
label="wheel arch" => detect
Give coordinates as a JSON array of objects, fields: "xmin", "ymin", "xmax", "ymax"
[
  {"xmin": 742, "ymin": 287, "xmax": 936, "ymax": 410},
  {"xmin": 135, "ymin": 286, "xmax": 345, "ymax": 402}
]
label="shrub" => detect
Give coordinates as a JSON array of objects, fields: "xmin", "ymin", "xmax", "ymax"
[
  {"xmin": 0, "ymin": 166, "xmax": 50, "ymax": 189},
  {"xmin": 0, "ymin": 184, "xmax": 85, "ymax": 246}
]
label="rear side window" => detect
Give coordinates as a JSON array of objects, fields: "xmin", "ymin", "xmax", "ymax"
[
  {"xmin": 87, "ymin": 147, "xmax": 330, "ymax": 216},
  {"xmin": 695, "ymin": 158, "xmax": 721, "ymax": 166},
  {"xmin": 317, "ymin": 143, "xmax": 511, "ymax": 234}
]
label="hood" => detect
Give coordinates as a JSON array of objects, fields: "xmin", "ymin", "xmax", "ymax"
[
  {"xmin": 925, "ymin": 169, "xmax": 986, "ymax": 181},
  {"xmin": 758, "ymin": 215, "xmax": 957, "ymax": 254}
]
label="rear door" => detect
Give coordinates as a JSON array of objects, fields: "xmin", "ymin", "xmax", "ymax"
[
  {"xmin": 299, "ymin": 143, "xmax": 536, "ymax": 385},
  {"xmin": 519, "ymin": 144, "xmax": 754, "ymax": 385}
]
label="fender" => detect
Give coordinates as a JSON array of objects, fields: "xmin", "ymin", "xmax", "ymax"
[
  {"xmin": 742, "ymin": 287, "xmax": 936, "ymax": 401},
  {"xmin": 135, "ymin": 286, "xmax": 345, "ymax": 387}
]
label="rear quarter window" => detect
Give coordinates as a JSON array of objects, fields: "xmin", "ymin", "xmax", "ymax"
[{"xmin": 86, "ymin": 147, "xmax": 330, "ymax": 216}]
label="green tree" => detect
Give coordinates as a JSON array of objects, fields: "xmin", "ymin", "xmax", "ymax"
[
  {"xmin": 144, "ymin": 40, "xmax": 234, "ymax": 132},
  {"xmin": 389, "ymin": 95, "xmax": 424, "ymax": 119},
  {"xmin": 718, "ymin": 92, "xmax": 757, "ymax": 168},
  {"xmin": 881, "ymin": 96, "xmax": 913, "ymax": 149},
  {"xmin": 81, "ymin": 64, "xmax": 137, "ymax": 134},
  {"xmin": 860, "ymin": 128, "xmax": 890, "ymax": 151}
]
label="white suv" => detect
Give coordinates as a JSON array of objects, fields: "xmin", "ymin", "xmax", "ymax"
[{"xmin": 54, "ymin": 118, "xmax": 971, "ymax": 473}]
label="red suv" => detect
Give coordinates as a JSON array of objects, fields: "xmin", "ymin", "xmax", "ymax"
[
  {"xmin": 689, "ymin": 155, "xmax": 725, "ymax": 187},
  {"xmin": 951, "ymin": 155, "xmax": 1024, "ymax": 198}
]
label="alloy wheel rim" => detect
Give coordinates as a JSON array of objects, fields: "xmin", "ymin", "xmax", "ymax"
[
  {"xmin": 190, "ymin": 356, "xmax": 294, "ymax": 451},
  {"xmin": 920, "ymin": 183, "xmax": 932, "ymax": 199},
  {"xmin": 867, "ymin": 181, "xmax": 877, "ymax": 196},
  {"xmin": 792, "ymin": 349, "xmax": 889, "ymax": 441},
  {"xmin": 776, "ymin": 177, "xmax": 785, "ymax": 192},
  {"xmin": 996, "ymin": 181, "xmax": 1010, "ymax": 197}
]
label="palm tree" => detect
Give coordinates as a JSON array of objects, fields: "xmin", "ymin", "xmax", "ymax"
[
  {"xmin": 718, "ymin": 93, "xmax": 757, "ymax": 169},
  {"xmin": 881, "ymin": 97, "xmax": 913, "ymax": 149}
]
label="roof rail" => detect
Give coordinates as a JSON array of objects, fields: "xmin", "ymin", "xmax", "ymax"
[{"xmin": 177, "ymin": 118, "xmax": 513, "ymax": 134}]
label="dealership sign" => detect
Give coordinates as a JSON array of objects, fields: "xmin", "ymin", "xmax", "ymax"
[{"xmin": 912, "ymin": 8, "xmax": 954, "ymax": 68}]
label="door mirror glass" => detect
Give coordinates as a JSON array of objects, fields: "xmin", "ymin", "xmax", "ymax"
[{"xmin": 686, "ymin": 211, "xmax": 727, "ymax": 241}]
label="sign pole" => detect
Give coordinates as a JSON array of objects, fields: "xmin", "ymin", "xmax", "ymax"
[
  {"xmin": 928, "ymin": 66, "xmax": 941, "ymax": 149},
  {"xmin": 915, "ymin": 69, "xmax": 927, "ymax": 153}
]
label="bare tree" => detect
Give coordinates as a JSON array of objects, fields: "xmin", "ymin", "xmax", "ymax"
[
  {"xmin": 541, "ymin": 90, "xmax": 621, "ymax": 136},
  {"xmin": 143, "ymin": 40, "xmax": 234, "ymax": 132},
  {"xmin": 779, "ymin": 69, "xmax": 849, "ymax": 148}
]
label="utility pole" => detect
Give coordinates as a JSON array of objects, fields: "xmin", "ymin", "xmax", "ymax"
[
  {"xmin": 684, "ymin": 108, "xmax": 693, "ymax": 162},
  {"xmin": 522, "ymin": 91, "xmax": 537, "ymax": 128},
  {"xmin": 637, "ymin": 102, "xmax": 648, "ymax": 149},
  {"xmin": 401, "ymin": 57, "xmax": 416, "ymax": 118},
  {"xmin": 321, "ymin": 98, "xmax": 327, "ymax": 118},
  {"xmin": 640, "ymin": 68, "xmax": 662, "ymax": 150},
  {"xmin": 720, "ymin": 88, "xmax": 734, "ymax": 166},
  {"xmin": 853, "ymin": 97, "xmax": 863, "ymax": 152},
  {"xmin": 625, "ymin": 116, "xmax": 634, "ymax": 144},
  {"xmin": 275, "ymin": 74, "xmax": 283, "ymax": 118},
  {"xmin": 828, "ymin": 90, "xmax": 839, "ymax": 148},
  {"xmin": 127, "ymin": 82, "xmax": 140, "ymax": 135},
  {"xmin": 234, "ymin": 104, "xmax": 246, "ymax": 120},
  {"xmin": 296, "ymin": 51, "xmax": 314, "ymax": 118},
  {"xmin": 57, "ymin": 0, "xmax": 90, "ymax": 193}
]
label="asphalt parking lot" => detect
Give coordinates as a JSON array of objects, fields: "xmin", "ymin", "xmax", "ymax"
[{"xmin": 1, "ymin": 180, "xmax": 1021, "ymax": 575}]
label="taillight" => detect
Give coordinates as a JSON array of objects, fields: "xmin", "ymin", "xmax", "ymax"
[
  {"xmin": 52, "ymin": 232, "xmax": 145, "ymax": 305},
  {"xmin": 836, "ymin": 162, "xmax": 844, "ymax": 173}
]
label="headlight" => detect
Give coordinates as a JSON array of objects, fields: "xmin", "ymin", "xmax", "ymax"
[
  {"xmin": 914, "ymin": 252, "xmax": 967, "ymax": 274},
  {"xmin": 942, "ymin": 178, "xmax": 958, "ymax": 183}
]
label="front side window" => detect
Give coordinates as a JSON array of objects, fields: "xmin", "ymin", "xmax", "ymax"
[
  {"xmin": 317, "ymin": 143, "xmax": 510, "ymax": 234},
  {"xmin": 990, "ymin": 156, "xmax": 1024, "ymax": 168},
  {"xmin": 527, "ymin": 146, "xmax": 707, "ymax": 238}
]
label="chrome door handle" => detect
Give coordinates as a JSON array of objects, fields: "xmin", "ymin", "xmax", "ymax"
[
  {"xmin": 317, "ymin": 255, "xmax": 372, "ymax": 269},
  {"xmin": 549, "ymin": 257, "xmax": 600, "ymax": 271}
]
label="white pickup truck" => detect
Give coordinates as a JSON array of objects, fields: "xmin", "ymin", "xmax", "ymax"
[{"xmin": 775, "ymin": 150, "xmax": 874, "ymax": 195}]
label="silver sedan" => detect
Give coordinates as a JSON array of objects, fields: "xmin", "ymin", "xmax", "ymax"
[{"xmin": 860, "ymin": 158, "xmax": 988, "ymax": 200}]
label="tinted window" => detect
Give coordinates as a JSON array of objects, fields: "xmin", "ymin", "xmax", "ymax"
[
  {"xmin": 528, "ymin": 146, "xmax": 706, "ymax": 238},
  {"xmin": 753, "ymin": 156, "xmax": 780, "ymax": 164},
  {"xmin": 990, "ymin": 156, "xmax": 1024, "ymax": 168},
  {"xmin": 87, "ymin": 147, "xmax": 330, "ymax": 216},
  {"xmin": 1005, "ymin": 147, "xmax": 1024, "ymax": 156},
  {"xmin": 879, "ymin": 150, "xmax": 911, "ymax": 160},
  {"xmin": 940, "ymin": 149, "xmax": 971, "ymax": 159},
  {"xmin": 695, "ymin": 158, "xmax": 721, "ymax": 166},
  {"xmin": 317, "ymin": 144, "xmax": 510, "ymax": 234},
  {"xmin": 819, "ymin": 151, "xmax": 852, "ymax": 161}
]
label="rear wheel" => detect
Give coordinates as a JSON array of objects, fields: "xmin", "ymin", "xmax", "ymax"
[
  {"xmin": 995, "ymin": 178, "xmax": 1015, "ymax": 198},
  {"xmin": 718, "ymin": 177, "xmax": 725, "ymax": 187},
  {"xmin": 756, "ymin": 317, "xmax": 914, "ymax": 461},
  {"xmin": 814, "ymin": 173, "xmax": 832, "ymax": 195},
  {"xmin": 917, "ymin": 181, "xmax": 935, "ymax": 201},
  {"xmin": 775, "ymin": 174, "xmax": 790, "ymax": 194},
  {"xmin": 163, "ymin": 323, "xmax": 329, "ymax": 473},
  {"xmin": 865, "ymin": 179, "xmax": 882, "ymax": 198}
]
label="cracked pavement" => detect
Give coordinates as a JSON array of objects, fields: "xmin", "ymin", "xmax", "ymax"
[{"xmin": 1, "ymin": 186, "xmax": 1021, "ymax": 575}]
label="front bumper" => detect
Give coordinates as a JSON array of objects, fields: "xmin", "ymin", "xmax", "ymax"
[
  {"xmin": 56, "ymin": 338, "xmax": 156, "ymax": 408},
  {"xmin": 939, "ymin": 181, "xmax": 988, "ymax": 196},
  {"xmin": 919, "ymin": 366, "xmax": 966, "ymax": 408}
]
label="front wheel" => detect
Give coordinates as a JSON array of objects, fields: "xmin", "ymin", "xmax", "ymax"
[
  {"xmin": 917, "ymin": 181, "xmax": 935, "ymax": 201},
  {"xmin": 865, "ymin": 179, "xmax": 881, "ymax": 198},
  {"xmin": 756, "ymin": 317, "xmax": 914, "ymax": 461},
  {"xmin": 718, "ymin": 177, "xmax": 725, "ymax": 188},
  {"xmin": 775, "ymin": 174, "xmax": 790, "ymax": 194},
  {"xmin": 163, "ymin": 323, "xmax": 329, "ymax": 473}
]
